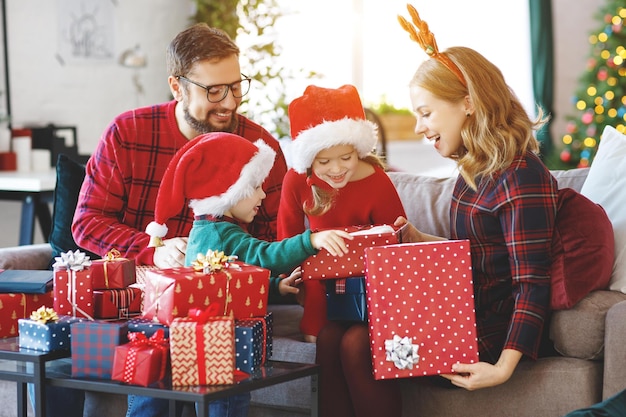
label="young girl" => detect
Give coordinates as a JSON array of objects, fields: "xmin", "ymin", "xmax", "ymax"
[
  {"xmin": 277, "ymin": 84, "xmax": 407, "ymax": 343},
  {"xmin": 315, "ymin": 6, "xmax": 560, "ymax": 417},
  {"xmin": 143, "ymin": 132, "xmax": 352, "ymax": 417}
]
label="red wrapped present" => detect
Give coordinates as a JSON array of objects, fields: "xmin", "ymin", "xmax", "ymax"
[
  {"xmin": 170, "ymin": 305, "xmax": 235, "ymax": 386},
  {"xmin": 94, "ymin": 287, "xmax": 142, "ymax": 319},
  {"xmin": 90, "ymin": 250, "xmax": 136, "ymax": 290},
  {"xmin": 112, "ymin": 329, "xmax": 169, "ymax": 387},
  {"xmin": 302, "ymin": 224, "xmax": 404, "ymax": 280},
  {"xmin": 71, "ymin": 320, "xmax": 129, "ymax": 378},
  {"xmin": 0, "ymin": 292, "xmax": 54, "ymax": 338},
  {"xmin": 52, "ymin": 250, "xmax": 94, "ymax": 319},
  {"xmin": 142, "ymin": 260, "xmax": 270, "ymax": 325},
  {"xmin": 364, "ymin": 240, "xmax": 478, "ymax": 379}
]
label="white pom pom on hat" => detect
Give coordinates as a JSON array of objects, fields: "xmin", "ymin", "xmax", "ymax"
[
  {"xmin": 145, "ymin": 132, "xmax": 276, "ymax": 246},
  {"xmin": 288, "ymin": 84, "xmax": 378, "ymax": 174}
]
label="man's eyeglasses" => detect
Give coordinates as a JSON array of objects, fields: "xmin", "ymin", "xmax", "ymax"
[{"xmin": 176, "ymin": 74, "xmax": 251, "ymax": 103}]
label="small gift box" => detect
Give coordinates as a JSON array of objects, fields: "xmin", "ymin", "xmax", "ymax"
[
  {"xmin": 143, "ymin": 251, "xmax": 270, "ymax": 325},
  {"xmin": 325, "ymin": 277, "xmax": 367, "ymax": 322},
  {"xmin": 235, "ymin": 313, "xmax": 273, "ymax": 374},
  {"xmin": 170, "ymin": 305, "xmax": 235, "ymax": 386},
  {"xmin": 364, "ymin": 240, "xmax": 479, "ymax": 379},
  {"xmin": 90, "ymin": 249, "xmax": 136, "ymax": 290},
  {"xmin": 0, "ymin": 270, "xmax": 53, "ymax": 294},
  {"xmin": 0, "ymin": 292, "xmax": 54, "ymax": 338},
  {"xmin": 52, "ymin": 250, "xmax": 94, "ymax": 320},
  {"xmin": 18, "ymin": 307, "xmax": 83, "ymax": 351},
  {"xmin": 112, "ymin": 329, "xmax": 169, "ymax": 387},
  {"xmin": 71, "ymin": 320, "xmax": 129, "ymax": 379},
  {"xmin": 302, "ymin": 224, "xmax": 404, "ymax": 280},
  {"xmin": 93, "ymin": 287, "xmax": 142, "ymax": 319},
  {"xmin": 127, "ymin": 317, "xmax": 170, "ymax": 339}
]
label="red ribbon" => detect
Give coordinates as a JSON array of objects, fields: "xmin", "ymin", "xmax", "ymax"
[
  {"xmin": 123, "ymin": 329, "xmax": 169, "ymax": 384},
  {"xmin": 187, "ymin": 304, "xmax": 222, "ymax": 383}
]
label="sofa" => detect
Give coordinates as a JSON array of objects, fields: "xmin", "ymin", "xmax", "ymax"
[{"xmin": 1, "ymin": 167, "xmax": 625, "ymax": 417}]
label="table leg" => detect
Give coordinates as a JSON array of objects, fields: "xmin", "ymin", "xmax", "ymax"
[
  {"xmin": 311, "ymin": 374, "xmax": 319, "ymax": 417},
  {"xmin": 16, "ymin": 382, "xmax": 27, "ymax": 417},
  {"xmin": 33, "ymin": 361, "xmax": 46, "ymax": 417},
  {"xmin": 19, "ymin": 195, "xmax": 36, "ymax": 246}
]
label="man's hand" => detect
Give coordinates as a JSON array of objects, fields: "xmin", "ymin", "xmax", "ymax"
[{"xmin": 153, "ymin": 237, "xmax": 188, "ymax": 268}]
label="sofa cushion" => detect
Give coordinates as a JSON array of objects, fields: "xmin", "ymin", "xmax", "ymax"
[
  {"xmin": 550, "ymin": 290, "xmax": 626, "ymax": 360},
  {"xmin": 550, "ymin": 188, "xmax": 614, "ymax": 310},
  {"xmin": 580, "ymin": 126, "xmax": 626, "ymax": 293},
  {"xmin": 49, "ymin": 154, "xmax": 99, "ymax": 264}
]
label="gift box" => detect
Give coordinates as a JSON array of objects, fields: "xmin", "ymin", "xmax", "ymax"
[
  {"xmin": 302, "ymin": 224, "xmax": 404, "ymax": 280},
  {"xmin": 71, "ymin": 320, "xmax": 129, "ymax": 379},
  {"xmin": 52, "ymin": 250, "xmax": 94, "ymax": 319},
  {"xmin": 90, "ymin": 250, "xmax": 136, "ymax": 290},
  {"xmin": 170, "ymin": 307, "xmax": 235, "ymax": 386},
  {"xmin": 235, "ymin": 313, "xmax": 273, "ymax": 374},
  {"xmin": 364, "ymin": 240, "xmax": 478, "ymax": 379},
  {"xmin": 0, "ymin": 270, "xmax": 53, "ymax": 294},
  {"xmin": 93, "ymin": 287, "xmax": 142, "ymax": 319},
  {"xmin": 142, "ymin": 261, "xmax": 270, "ymax": 325},
  {"xmin": 0, "ymin": 292, "xmax": 54, "ymax": 338},
  {"xmin": 127, "ymin": 317, "xmax": 170, "ymax": 339},
  {"xmin": 325, "ymin": 277, "xmax": 367, "ymax": 322},
  {"xmin": 111, "ymin": 330, "xmax": 169, "ymax": 387},
  {"xmin": 18, "ymin": 308, "xmax": 84, "ymax": 351}
]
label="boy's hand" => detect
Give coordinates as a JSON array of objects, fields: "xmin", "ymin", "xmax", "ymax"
[{"xmin": 310, "ymin": 230, "xmax": 353, "ymax": 256}]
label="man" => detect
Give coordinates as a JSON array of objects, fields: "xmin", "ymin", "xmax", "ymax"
[
  {"xmin": 69, "ymin": 23, "xmax": 287, "ymax": 417},
  {"xmin": 72, "ymin": 23, "xmax": 287, "ymax": 269}
]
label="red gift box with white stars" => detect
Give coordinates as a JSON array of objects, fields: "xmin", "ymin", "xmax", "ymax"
[
  {"xmin": 302, "ymin": 224, "xmax": 405, "ymax": 280},
  {"xmin": 364, "ymin": 240, "xmax": 478, "ymax": 380}
]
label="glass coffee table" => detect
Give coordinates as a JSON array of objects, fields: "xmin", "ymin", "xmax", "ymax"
[{"xmin": 46, "ymin": 360, "xmax": 319, "ymax": 417}]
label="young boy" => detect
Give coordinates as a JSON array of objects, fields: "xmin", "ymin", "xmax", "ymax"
[{"xmin": 142, "ymin": 131, "xmax": 352, "ymax": 416}]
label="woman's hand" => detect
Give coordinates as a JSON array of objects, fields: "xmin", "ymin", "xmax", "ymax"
[
  {"xmin": 393, "ymin": 216, "xmax": 445, "ymax": 243},
  {"xmin": 153, "ymin": 237, "xmax": 188, "ymax": 268},
  {"xmin": 440, "ymin": 349, "xmax": 522, "ymax": 390}
]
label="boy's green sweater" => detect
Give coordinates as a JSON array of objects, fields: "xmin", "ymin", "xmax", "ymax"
[{"xmin": 185, "ymin": 219, "xmax": 316, "ymax": 304}]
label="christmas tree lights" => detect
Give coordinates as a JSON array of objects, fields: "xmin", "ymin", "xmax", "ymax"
[{"xmin": 560, "ymin": 1, "xmax": 626, "ymax": 167}]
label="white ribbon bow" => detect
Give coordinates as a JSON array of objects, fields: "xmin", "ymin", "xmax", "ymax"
[
  {"xmin": 384, "ymin": 335, "xmax": 420, "ymax": 370},
  {"xmin": 52, "ymin": 249, "xmax": 92, "ymax": 271}
]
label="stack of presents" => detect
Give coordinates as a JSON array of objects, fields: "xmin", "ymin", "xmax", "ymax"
[
  {"xmin": 3, "ymin": 224, "xmax": 479, "ymax": 388},
  {"xmin": 6, "ymin": 249, "xmax": 273, "ymax": 387}
]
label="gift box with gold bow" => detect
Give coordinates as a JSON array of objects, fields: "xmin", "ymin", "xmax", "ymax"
[
  {"xmin": 18, "ymin": 307, "xmax": 85, "ymax": 351},
  {"xmin": 112, "ymin": 329, "xmax": 169, "ymax": 387},
  {"xmin": 364, "ymin": 240, "xmax": 479, "ymax": 379},
  {"xmin": 90, "ymin": 249, "xmax": 136, "ymax": 290},
  {"xmin": 170, "ymin": 305, "xmax": 235, "ymax": 386},
  {"xmin": 142, "ymin": 251, "xmax": 270, "ymax": 325}
]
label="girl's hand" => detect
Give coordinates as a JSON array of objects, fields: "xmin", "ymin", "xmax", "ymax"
[
  {"xmin": 278, "ymin": 266, "xmax": 303, "ymax": 296},
  {"xmin": 310, "ymin": 230, "xmax": 353, "ymax": 256}
]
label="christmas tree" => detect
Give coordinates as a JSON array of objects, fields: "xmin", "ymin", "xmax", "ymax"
[{"xmin": 560, "ymin": 1, "xmax": 626, "ymax": 167}]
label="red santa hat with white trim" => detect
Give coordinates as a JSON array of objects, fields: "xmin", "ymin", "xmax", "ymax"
[
  {"xmin": 288, "ymin": 84, "xmax": 378, "ymax": 174},
  {"xmin": 145, "ymin": 132, "xmax": 276, "ymax": 247}
]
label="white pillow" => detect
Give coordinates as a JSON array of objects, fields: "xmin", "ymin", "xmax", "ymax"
[{"xmin": 580, "ymin": 125, "xmax": 626, "ymax": 293}]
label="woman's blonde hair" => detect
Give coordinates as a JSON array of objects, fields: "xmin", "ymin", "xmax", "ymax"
[
  {"xmin": 410, "ymin": 46, "xmax": 548, "ymax": 190},
  {"xmin": 305, "ymin": 154, "xmax": 386, "ymax": 216}
]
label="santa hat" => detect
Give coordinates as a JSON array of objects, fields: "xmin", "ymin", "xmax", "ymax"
[
  {"xmin": 145, "ymin": 132, "xmax": 276, "ymax": 246},
  {"xmin": 288, "ymin": 84, "xmax": 378, "ymax": 174}
]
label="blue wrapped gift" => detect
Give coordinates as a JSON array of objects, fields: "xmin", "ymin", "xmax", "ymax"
[
  {"xmin": 71, "ymin": 320, "xmax": 129, "ymax": 379},
  {"xmin": 235, "ymin": 313, "xmax": 273, "ymax": 374},
  {"xmin": 127, "ymin": 317, "xmax": 170, "ymax": 339},
  {"xmin": 18, "ymin": 314, "xmax": 83, "ymax": 351},
  {"xmin": 326, "ymin": 277, "xmax": 367, "ymax": 322}
]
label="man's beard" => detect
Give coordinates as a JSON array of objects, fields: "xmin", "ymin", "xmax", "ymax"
[{"xmin": 182, "ymin": 103, "xmax": 239, "ymax": 134}]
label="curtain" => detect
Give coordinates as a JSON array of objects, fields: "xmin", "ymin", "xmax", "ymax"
[{"xmin": 529, "ymin": 0, "xmax": 554, "ymax": 157}]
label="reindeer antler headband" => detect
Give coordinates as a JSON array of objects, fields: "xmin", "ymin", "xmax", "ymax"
[{"xmin": 398, "ymin": 4, "xmax": 467, "ymax": 88}]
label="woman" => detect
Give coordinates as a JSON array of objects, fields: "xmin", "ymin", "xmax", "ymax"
[{"xmin": 315, "ymin": 6, "xmax": 557, "ymax": 416}]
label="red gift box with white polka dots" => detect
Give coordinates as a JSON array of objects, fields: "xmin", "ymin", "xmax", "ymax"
[
  {"xmin": 364, "ymin": 240, "xmax": 479, "ymax": 380},
  {"xmin": 302, "ymin": 224, "xmax": 404, "ymax": 280}
]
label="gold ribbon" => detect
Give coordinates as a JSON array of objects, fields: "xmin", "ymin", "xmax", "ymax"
[{"xmin": 29, "ymin": 306, "xmax": 59, "ymax": 324}]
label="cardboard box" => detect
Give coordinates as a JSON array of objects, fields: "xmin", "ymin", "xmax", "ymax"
[{"xmin": 364, "ymin": 240, "xmax": 478, "ymax": 379}]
